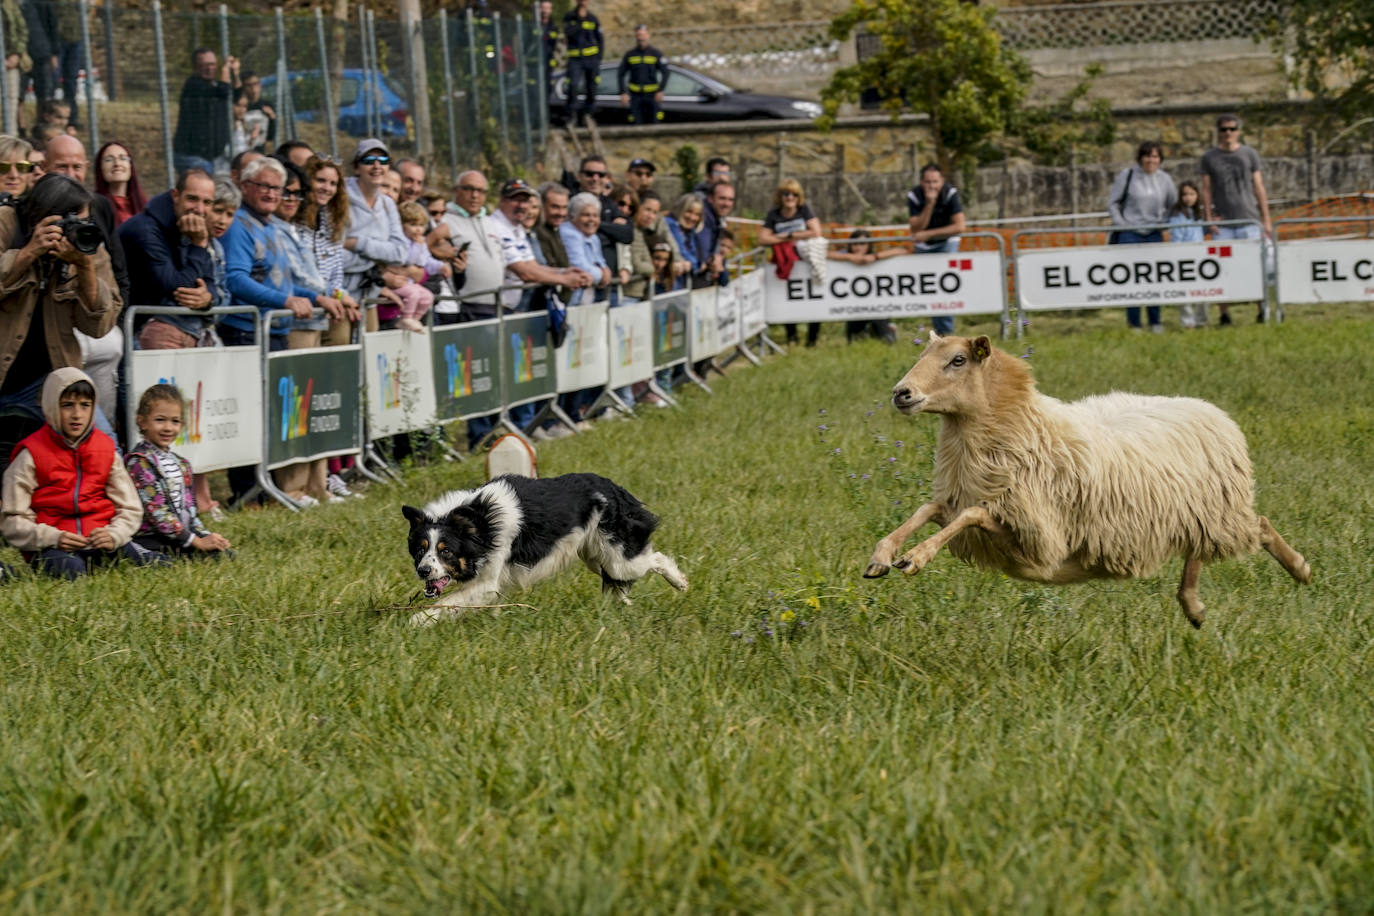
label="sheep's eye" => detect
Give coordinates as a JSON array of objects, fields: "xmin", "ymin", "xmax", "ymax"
[{"xmin": 950, "ymin": 354, "xmax": 966, "ymax": 367}]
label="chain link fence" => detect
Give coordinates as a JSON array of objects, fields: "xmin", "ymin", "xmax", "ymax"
[{"xmin": 0, "ymin": 1, "xmax": 548, "ymax": 192}]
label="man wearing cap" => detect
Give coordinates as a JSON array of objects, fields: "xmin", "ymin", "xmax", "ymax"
[
  {"xmin": 341, "ymin": 139, "xmax": 410, "ymax": 328},
  {"xmin": 618, "ymin": 26, "xmax": 667, "ymax": 126},
  {"xmin": 562, "ymin": 0, "xmax": 603, "ymax": 126},
  {"xmin": 625, "ymin": 157, "xmax": 655, "ymax": 195},
  {"xmin": 491, "ymin": 177, "xmax": 593, "ymax": 311}
]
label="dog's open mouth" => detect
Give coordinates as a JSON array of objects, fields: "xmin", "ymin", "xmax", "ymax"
[{"xmin": 423, "ymin": 576, "xmax": 452, "ymax": 598}]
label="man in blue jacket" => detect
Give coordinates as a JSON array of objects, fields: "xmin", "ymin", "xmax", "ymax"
[{"xmin": 117, "ymin": 169, "xmax": 219, "ymax": 349}]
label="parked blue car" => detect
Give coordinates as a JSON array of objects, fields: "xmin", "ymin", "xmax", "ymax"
[{"xmin": 260, "ymin": 69, "xmax": 411, "ymax": 139}]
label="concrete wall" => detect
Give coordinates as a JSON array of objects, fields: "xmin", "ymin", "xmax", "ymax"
[{"xmin": 581, "ymin": 103, "xmax": 1362, "ymax": 223}]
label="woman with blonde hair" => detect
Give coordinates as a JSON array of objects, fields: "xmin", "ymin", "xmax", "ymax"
[
  {"xmin": 0, "ymin": 134, "xmax": 34, "ymax": 200},
  {"xmin": 758, "ymin": 178, "xmax": 827, "ymax": 345}
]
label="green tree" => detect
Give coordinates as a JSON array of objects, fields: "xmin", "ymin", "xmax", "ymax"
[
  {"xmin": 819, "ymin": 0, "xmax": 1031, "ymax": 173},
  {"xmin": 1268, "ymin": 0, "xmax": 1374, "ymax": 125}
]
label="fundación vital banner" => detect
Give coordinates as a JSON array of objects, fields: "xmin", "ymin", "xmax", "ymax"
[
  {"xmin": 266, "ymin": 346, "xmax": 363, "ymax": 469},
  {"xmin": 431, "ymin": 318, "xmax": 502, "ymax": 421}
]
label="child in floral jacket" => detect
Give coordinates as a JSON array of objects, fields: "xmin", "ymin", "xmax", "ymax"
[{"xmin": 125, "ymin": 384, "xmax": 233, "ymax": 558}]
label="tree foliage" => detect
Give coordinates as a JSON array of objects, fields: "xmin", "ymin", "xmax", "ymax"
[
  {"xmin": 1269, "ymin": 0, "xmax": 1374, "ymax": 127},
  {"xmin": 819, "ymin": 0, "xmax": 1031, "ymax": 172},
  {"xmin": 1012, "ymin": 64, "xmax": 1117, "ymax": 166}
]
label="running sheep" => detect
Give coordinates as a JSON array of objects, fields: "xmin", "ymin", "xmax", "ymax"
[{"xmin": 863, "ymin": 332, "xmax": 1311, "ymax": 626}]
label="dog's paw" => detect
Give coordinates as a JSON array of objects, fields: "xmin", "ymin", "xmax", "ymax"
[{"xmin": 408, "ymin": 609, "xmax": 441, "ymax": 628}]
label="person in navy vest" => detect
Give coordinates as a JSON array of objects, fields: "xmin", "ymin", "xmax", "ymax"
[{"xmin": 906, "ymin": 163, "xmax": 965, "ymax": 336}]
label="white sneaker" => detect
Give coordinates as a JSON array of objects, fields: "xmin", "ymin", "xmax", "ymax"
[
  {"xmin": 574, "ymin": 420, "xmax": 594, "ymax": 432},
  {"xmin": 639, "ymin": 392, "xmax": 669, "ymax": 408},
  {"xmin": 295, "ymin": 494, "xmax": 320, "ymax": 508},
  {"xmin": 327, "ymin": 473, "xmax": 361, "ymax": 499},
  {"xmin": 533, "ymin": 425, "xmax": 574, "ymax": 441},
  {"xmin": 326, "ymin": 493, "xmax": 348, "ymax": 504},
  {"xmin": 1150, "ymin": 324, "xmax": 1165, "ymax": 334}
]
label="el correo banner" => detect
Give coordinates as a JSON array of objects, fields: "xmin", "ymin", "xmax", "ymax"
[
  {"xmin": 362, "ymin": 329, "xmax": 438, "ymax": 438},
  {"xmin": 763, "ymin": 252, "xmax": 1005, "ymax": 323},
  {"xmin": 738, "ymin": 269, "xmax": 767, "ymax": 336},
  {"xmin": 1276, "ymin": 238, "xmax": 1374, "ymax": 305},
  {"xmin": 126, "ymin": 345, "xmax": 263, "ymax": 472},
  {"xmin": 431, "ymin": 318, "xmax": 501, "ymax": 421},
  {"xmin": 689, "ymin": 287, "xmax": 717, "ymax": 361},
  {"xmin": 265, "ymin": 346, "xmax": 362, "ymax": 470},
  {"xmin": 609, "ymin": 300, "xmax": 654, "ymax": 387},
  {"xmin": 556, "ymin": 303, "xmax": 609, "ymax": 393},
  {"xmin": 504, "ymin": 312, "xmax": 556, "ymax": 406},
  {"xmin": 1018, "ymin": 240, "xmax": 1264, "ymax": 310},
  {"xmin": 716, "ymin": 282, "xmax": 741, "ymax": 351},
  {"xmin": 653, "ymin": 291, "xmax": 690, "ymax": 368}
]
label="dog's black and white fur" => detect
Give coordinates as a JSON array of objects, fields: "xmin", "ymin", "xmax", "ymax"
[{"xmin": 402, "ymin": 473, "xmax": 688, "ymax": 627}]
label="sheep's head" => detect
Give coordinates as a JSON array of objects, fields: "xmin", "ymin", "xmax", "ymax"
[{"xmin": 891, "ymin": 332, "xmax": 1005, "ymax": 417}]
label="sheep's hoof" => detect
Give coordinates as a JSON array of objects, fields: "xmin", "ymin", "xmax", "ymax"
[
  {"xmin": 891, "ymin": 557, "xmax": 911, "ymax": 571},
  {"xmin": 863, "ymin": 562, "xmax": 890, "ymax": 578}
]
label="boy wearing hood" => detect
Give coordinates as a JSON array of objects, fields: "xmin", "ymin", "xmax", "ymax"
[{"xmin": 1, "ymin": 368, "xmax": 170, "ymax": 579}]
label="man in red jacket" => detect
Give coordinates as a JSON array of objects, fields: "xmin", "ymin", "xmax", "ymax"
[{"xmin": 0, "ymin": 367, "xmax": 169, "ymax": 579}]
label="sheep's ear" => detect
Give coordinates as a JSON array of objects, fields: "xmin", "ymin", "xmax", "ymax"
[
  {"xmin": 970, "ymin": 336, "xmax": 992, "ymax": 362},
  {"xmin": 928, "ymin": 329, "xmax": 942, "ymax": 342}
]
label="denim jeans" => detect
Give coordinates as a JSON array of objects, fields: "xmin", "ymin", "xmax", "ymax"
[
  {"xmin": 1109, "ymin": 229, "xmax": 1164, "ymax": 327},
  {"xmin": 916, "ymin": 238, "xmax": 961, "ymax": 335}
]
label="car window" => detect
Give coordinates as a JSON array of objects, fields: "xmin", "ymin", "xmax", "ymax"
[
  {"xmin": 337, "ymin": 78, "xmax": 359, "ymax": 107},
  {"xmin": 598, "ymin": 64, "xmax": 618, "ymax": 96},
  {"xmin": 664, "ymin": 70, "xmax": 705, "ymax": 96}
]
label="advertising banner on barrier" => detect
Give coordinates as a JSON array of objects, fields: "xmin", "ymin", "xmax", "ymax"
[
  {"xmin": 265, "ymin": 346, "xmax": 362, "ymax": 470},
  {"xmin": 689, "ymin": 287, "xmax": 717, "ymax": 361},
  {"xmin": 1017, "ymin": 240, "xmax": 1264, "ymax": 310},
  {"xmin": 556, "ymin": 303, "xmax": 609, "ymax": 392},
  {"xmin": 431, "ymin": 318, "xmax": 501, "ymax": 421},
  {"xmin": 610, "ymin": 300, "xmax": 654, "ymax": 387},
  {"xmin": 363, "ymin": 329, "xmax": 438, "ymax": 437},
  {"xmin": 739, "ymin": 269, "xmax": 767, "ymax": 336},
  {"xmin": 763, "ymin": 252, "xmax": 1005, "ymax": 323},
  {"xmin": 127, "ymin": 346, "xmax": 263, "ymax": 472},
  {"xmin": 716, "ymin": 282, "xmax": 742, "ymax": 351},
  {"xmin": 504, "ymin": 312, "xmax": 556, "ymax": 406},
  {"xmin": 653, "ymin": 291, "xmax": 689, "ymax": 368},
  {"xmin": 1276, "ymin": 238, "xmax": 1374, "ymax": 304}
]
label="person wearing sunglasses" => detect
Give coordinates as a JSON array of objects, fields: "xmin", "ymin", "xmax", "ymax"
[
  {"xmin": 340, "ymin": 139, "xmax": 409, "ymax": 332},
  {"xmin": 0, "ymin": 135, "xmax": 34, "ymax": 201},
  {"xmin": 1201, "ymin": 114, "xmax": 1272, "ymax": 326}
]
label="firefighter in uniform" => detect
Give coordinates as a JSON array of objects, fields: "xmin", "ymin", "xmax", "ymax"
[
  {"xmin": 562, "ymin": 0, "xmax": 603, "ymax": 125},
  {"xmin": 618, "ymin": 25, "xmax": 667, "ymax": 125},
  {"xmin": 538, "ymin": 0, "xmax": 560, "ymax": 82}
]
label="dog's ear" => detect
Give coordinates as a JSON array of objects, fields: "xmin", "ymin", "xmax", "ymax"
[
  {"xmin": 402, "ymin": 505, "xmax": 427, "ymax": 528},
  {"xmin": 444, "ymin": 504, "xmax": 480, "ymax": 537}
]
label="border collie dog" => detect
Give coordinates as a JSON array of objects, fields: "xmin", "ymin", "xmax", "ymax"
[{"xmin": 403, "ymin": 473, "xmax": 689, "ymax": 627}]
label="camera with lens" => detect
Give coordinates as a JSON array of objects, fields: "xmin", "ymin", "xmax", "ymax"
[{"xmin": 57, "ymin": 212, "xmax": 104, "ymax": 255}]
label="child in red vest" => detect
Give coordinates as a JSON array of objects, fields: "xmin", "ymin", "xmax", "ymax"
[{"xmin": 0, "ymin": 368, "xmax": 171, "ymax": 579}]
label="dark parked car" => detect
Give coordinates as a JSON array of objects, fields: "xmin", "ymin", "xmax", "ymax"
[{"xmin": 549, "ymin": 62, "xmax": 822, "ymax": 125}]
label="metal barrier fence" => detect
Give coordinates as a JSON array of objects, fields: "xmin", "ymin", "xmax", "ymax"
[
  {"xmin": 115, "ymin": 222, "xmax": 1374, "ymax": 507},
  {"xmin": 0, "ymin": 1, "xmax": 547, "ymax": 191}
]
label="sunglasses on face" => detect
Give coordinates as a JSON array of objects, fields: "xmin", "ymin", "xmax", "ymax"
[
  {"xmin": 582, "ymin": 169, "xmax": 608, "ymax": 178},
  {"xmin": 282, "ymin": 189, "xmax": 305, "ymax": 200},
  {"xmin": 357, "ymin": 154, "xmax": 390, "ymax": 166},
  {"xmin": 1218, "ymin": 126, "xmax": 1239, "ymax": 133},
  {"xmin": 0, "ymin": 160, "xmax": 34, "ymax": 175},
  {"xmin": 780, "ymin": 190, "xmax": 798, "ymax": 197}
]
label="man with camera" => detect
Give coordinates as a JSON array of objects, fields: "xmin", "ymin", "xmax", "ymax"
[{"xmin": 0, "ymin": 173, "xmax": 122, "ymax": 473}]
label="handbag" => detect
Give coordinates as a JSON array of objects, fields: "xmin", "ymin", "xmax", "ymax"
[{"xmin": 1107, "ymin": 168, "xmax": 1134, "ymax": 245}]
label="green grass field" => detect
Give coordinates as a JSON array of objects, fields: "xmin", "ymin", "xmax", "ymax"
[{"xmin": 3, "ymin": 306, "xmax": 1372, "ymax": 913}]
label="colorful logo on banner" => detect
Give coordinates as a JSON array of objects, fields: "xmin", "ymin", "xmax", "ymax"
[
  {"xmin": 376, "ymin": 353, "xmax": 402, "ymax": 408},
  {"xmin": 444, "ymin": 343, "xmax": 474, "ymax": 397},
  {"xmin": 155, "ymin": 376, "xmax": 204, "ymax": 447},
  {"xmin": 615, "ymin": 320, "xmax": 635, "ymax": 366},
  {"xmin": 511, "ymin": 331, "xmax": 537, "ymax": 382},
  {"xmin": 657, "ymin": 308, "xmax": 678, "ymax": 352},
  {"xmin": 565, "ymin": 320, "xmax": 584, "ymax": 369},
  {"xmin": 278, "ymin": 375, "xmax": 314, "ymax": 441}
]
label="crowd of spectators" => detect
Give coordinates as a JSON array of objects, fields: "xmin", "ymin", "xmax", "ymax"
[{"xmin": 0, "ymin": 33, "xmax": 1277, "ymax": 581}]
